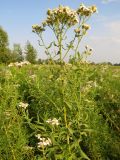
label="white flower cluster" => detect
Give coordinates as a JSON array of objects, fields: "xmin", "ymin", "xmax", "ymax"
[
  {"xmin": 81, "ymin": 81, "xmax": 98, "ymax": 93},
  {"xmin": 46, "ymin": 118, "xmax": 60, "ymax": 126},
  {"xmin": 32, "ymin": 5, "xmax": 79, "ymax": 34},
  {"xmin": 32, "ymin": 24, "xmax": 45, "ymax": 34},
  {"xmin": 77, "ymin": 4, "xmax": 97, "ymax": 16},
  {"xmin": 46, "ymin": 5, "xmax": 79, "ymax": 27},
  {"xmin": 8, "ymin": 61, "xmax": 31, "ymax": 67},
  {"xmin": 18, "ymin": 102, "xmax": 29, "ymax": 109},
  {"xmin": 36, "ymin": 134, "xmax": 52, "ymax": 148}
]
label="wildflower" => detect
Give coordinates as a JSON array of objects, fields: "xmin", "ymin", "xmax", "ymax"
[
  {"xmin": 8, "ymin": 63, "xmax": 14, "ymax": 67},
  {"xmin": 18, "ymin": 102, "xmax": 28, "ymax": 109},
  {"xmin": 8, "ymin": 61, "xmax": 31, "ymax": 68},
  {"xmin": 45, "ymin": 6, "xmax": 79, "ymax": 27},
  {"xmin": 77, "ymin": 4, "xmax": 97, "ymax": 16},
  {"xmin": 82, "ymin": 24, "xmax": 91, "ymax": 30},
  {"xmin": 46, "ymin": 118, "xmax": 59, "ymax": 126},
  {"xmin": 14, "ymin": 62, "xmax": 23, "ymax": 67},
  {"xmin": 32, "ymin": 24, "xmax": 45, "ymax": 33},
  {"xmin": 36, "ymin": 134, "xmax": 52, "ymax": 148},
  {"xmin": 42, "ymin": 21, "xmax": 47, "ymax": 27},
  {"xmin": 77, "ymin": 4, "xmax": 92, "ymax": 16},
  {"xmin": 47, "ymin": 9, "xmax": 52, "ymax": 16},
  {"xmin": 74, "ymin": 28, "xmax": 80, "ymax": 34},
  {"xmin": 36, "ymin": 134, "xmax": 41, "ymax": 139},
  {"xmin": 85, "ymin": 45, "xmax": 93, "ymax": 55},
  {"xmin": 91, "ymin": 5, "xmax": 98, "ymax": 13},
  {"xmin": 22, "ymin": 61, "xmax": 31, "ymax": 65},
  {"xmin": 37, "ymin": 138, "xmax": 52, "ymax": 148}
]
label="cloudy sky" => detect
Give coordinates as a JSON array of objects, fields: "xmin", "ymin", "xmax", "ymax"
[{"xmin": 0, "ymin": 0, "xmax": 120, "ymax": 63}]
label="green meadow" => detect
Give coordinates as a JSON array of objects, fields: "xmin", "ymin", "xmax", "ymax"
[{"xmin": 0, "ymin": 63, "xmax": 120, "ymax": 159}]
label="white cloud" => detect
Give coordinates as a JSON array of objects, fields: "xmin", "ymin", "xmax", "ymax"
[
  {"xmin": 86, "ymin": 20, "xmax": 120, "ymax": 63},
  {"xmin": 88, "ymin": 36, "xmax": 120, "ymax": 63},
  {"xmin": 102, "ymin": 0, "xmax": 119, "ymax": 4},
  {"xmin": 107, "ymin": 21, "xmax": 120, "ymax": 33}
]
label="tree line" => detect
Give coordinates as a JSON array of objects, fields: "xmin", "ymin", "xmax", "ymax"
[{"xmin": 0, "ymin": 26, "xmax": 37, "ymax": 64}]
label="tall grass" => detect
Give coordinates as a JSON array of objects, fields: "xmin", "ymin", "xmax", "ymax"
[{"xmin": 0, "ymin": 63, "xmax": 120, "ymax": 159}]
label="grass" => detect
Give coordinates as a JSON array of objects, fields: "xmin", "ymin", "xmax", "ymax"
[{"xmin": 0, "ymin": 63, "xmax": 120, "ymax": 160}]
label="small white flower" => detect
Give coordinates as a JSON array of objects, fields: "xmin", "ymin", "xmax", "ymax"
[
  {"xmin": 52, "ymin": 118, "xmax": 59, "ymax": 125},
  {"xmin": 46, "ymin": 118, "xmax": 59, "ymax": 126},
  {"xmin": 8, "ymin": 63, "xmax": 14, "ymax": 67},
  {"xmin": 36, "ymin": 135, "xmax": 52, "ymax": 148},
  {"xmin": 19, "ymin": 102, "xmax": 28, "ymax": 109},
  {"xmin": 36, "ymin": 134, "xmax": 41, "ymax": 139},
  {"xmin": 22, "ymin": 61, "xmax": 31, "ymax": 65},
  {"xmin": 46, "ymin": 119, "xmax": 52, "ymax": 123},
  {"xmin": 8, "ymin": 61, "xmax": 30, "ymax": 68}
]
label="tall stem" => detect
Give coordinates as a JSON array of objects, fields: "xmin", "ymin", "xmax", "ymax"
[{"xmin": 59, "ymin": 34, "xmax": 62, "ymax": 63}]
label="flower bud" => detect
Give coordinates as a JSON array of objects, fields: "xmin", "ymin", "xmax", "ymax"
[
  {"xmin": 74, "ymin": 28, "xmax": 80, "ymax": 34},
  {"xmin": 82, "ymin": 24, "xmax": 91, "ymax": 30},
  {"xmin": 91, "ymin": 5, "xmax": 97, "ymax": 13},
  {"xmin": 47, "ymin": 9, "xmax": 52, "ymax": 15}
]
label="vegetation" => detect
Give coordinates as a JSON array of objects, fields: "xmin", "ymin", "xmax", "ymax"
[
  {"xmin": 0, "ymin": 3, "xmax": 120, "ymax": 160},
  {"xmin": 0, "ymin": 28, "xmax": 36, "ymax": 64},
  {"xmin": 25, "ymin": 41, "xmax": 37, "ymax": 64}
]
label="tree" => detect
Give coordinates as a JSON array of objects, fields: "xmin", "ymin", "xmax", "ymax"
[
  {"xmin": 0, "ymin": 26, "xmax": 12, "ymax": 64},
  {"xmin": 0, "ymin": 26, "xmax": 8, "ymax": 49},
  {"xmin": 11, "ymin": 43, "xmax": 24, "ymax": 62},
  {"xmin": 25, "ymin": 41, "xmax": 37, "ymax": 63}
]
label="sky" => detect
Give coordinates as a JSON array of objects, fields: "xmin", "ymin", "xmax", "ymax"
[{"xmin": 0, "ymin": 0, "xmax": 120, "ymax": 63}]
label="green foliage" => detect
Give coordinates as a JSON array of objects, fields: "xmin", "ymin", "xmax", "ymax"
[
  {"xmin": 11, "ymin": 43, "xmax": 24, "ymax": 62},
  {"xmin": 0, "ymin": 26, "xmax": 11, "ymax": 64},
  {"xmin": 0, "ymin": 26, "xmax": 9, "ymax": 48},
  {"xmin": 0, "ymin": 27, "xmax": 24, "ymax": 64},
  {"xmin": 25, "ymin": 41, "xmax": 37, "ymax": 64},
  {"xmin": 0, "ymin": 63, "xmax": 120, "ymax": 159}
]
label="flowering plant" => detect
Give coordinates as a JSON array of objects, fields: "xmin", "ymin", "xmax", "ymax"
[{"xmin": 32, "ymin": 4, "xmax": 97, "ymax": 62}]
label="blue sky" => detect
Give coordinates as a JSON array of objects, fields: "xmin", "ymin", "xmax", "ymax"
[{"xmin": 0, "ymin": 0, "xmax": 120, "ymax": 63}]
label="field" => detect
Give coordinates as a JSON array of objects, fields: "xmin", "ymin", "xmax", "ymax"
[{"xmin": 0, "ymin": 63, "xmax": 120, "ymax": 160}]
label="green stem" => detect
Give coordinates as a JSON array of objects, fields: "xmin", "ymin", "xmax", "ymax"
[
  {"xmin": 4, "ymin": 126, "xmax": 16, "ymax": 160},
  {"xmin": 59, "ymin": 33, "xmax": 62, "ymax": 63},
  {"xmin": 39, "ymin": 34, "xmax": 51, "ymax": 59},
  {"xmin": 74, "ymin": 37, "xmax": 82, "ymax": 58},
  {"xmin": 62, "ymin": 37, "xmax": 76, "ymax": 60},
  {"xmin": 64, "ymin": 107, "xmax": 70, "ymax": 151}
]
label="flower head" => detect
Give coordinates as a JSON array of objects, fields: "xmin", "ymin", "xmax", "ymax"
[
  {"xmin": 36, "ymin": 134, "xmax": 52, "ymax": 148},
  {"xmin": 8, "ymin": 61, "xmax": 31, "ymax": 68},
  {"xmin": 46, "ymin": 118, "xmax": 59, "ymax": 126},
  {"xmin": 82, "ymin": 24, "xmax": 91, "ymax": 30},
  {"xmin": 32, "ymin": 24, "xmax": 45, "ymax": 34},
  {"xmin": 45, "ymin": 5, "xmax": 78, "ymax": 27},
  {"xmin": 18, "ymin": 102, "xmax": 28, "ymax": 109},
  {"xmin": 77, "ymin": 4, "xmax": 97, "ymax": 16},
  {"xmin": 74, "ymin": 28, "xmax": 80, "ymax": 34}
]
